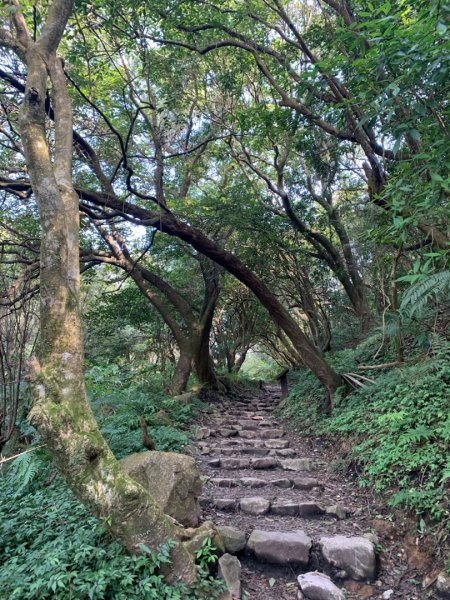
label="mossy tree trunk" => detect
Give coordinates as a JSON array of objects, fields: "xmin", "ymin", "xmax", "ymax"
[{"xmin": 5, "ymin": 1, "xmax": 197, "ymax": 583}]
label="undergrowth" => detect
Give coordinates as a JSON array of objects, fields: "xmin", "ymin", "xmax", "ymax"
[
  {"xmin": 0, "ymin": 473, "xmax": 224, "ymax": 599},
  {"xmin": 281, "ymin": 334, "xmax": 450, "ymax": 527},
  {"xmin": 0, "ymin": 365, "xmax": 222, "ymax": 599}
]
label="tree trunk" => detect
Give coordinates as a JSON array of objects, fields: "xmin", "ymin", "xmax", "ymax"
[
  {"xmin": 171, "ymin": 345, "xmax": 194, "ymax": 394},
  {"xmin": 193, "ymin": 317, "xmax": 221, "ymax": 389},
  {"xmin": 16, "ymin": 8, "xmax": 197, "ymax": 583}
]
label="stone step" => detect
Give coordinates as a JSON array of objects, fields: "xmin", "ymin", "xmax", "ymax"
[
  {"xmin": 206, "ymin": 456, "xmax": 315, "ymax": 471},
  {"xmin": 215, "ymin": 526, "xmax": 376, "ymax": 581},
  {"xmin": 204, "ymin": 496, "xmax": 326, "ymax": 517},
  {"xmin": 205, "ymin": 446, "xmax": 297, "ymax": 458},
  {"xmin": 216, "ymin": 438, "xmax": 290, "ymax": 449},
  {"xmin": 207, "ymin": 476, "xmax": 323, "ymax": 490},
  {"xmin": 212, "ymin": 420, "xmax": 277, "ymax": 429}
]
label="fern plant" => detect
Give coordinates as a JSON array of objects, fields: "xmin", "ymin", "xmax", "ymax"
[
  {"xmin": 400, "ymin": 270, "xmax": 450, "ymax": 318},
  {"xmin": 3, "ymin": 447, "xmax": 44, "ymax": 497}
]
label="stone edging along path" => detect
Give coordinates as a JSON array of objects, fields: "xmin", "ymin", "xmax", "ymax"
[{"xmin": 192, "ymin": 385, "xmax": 440, "ymax": 600}]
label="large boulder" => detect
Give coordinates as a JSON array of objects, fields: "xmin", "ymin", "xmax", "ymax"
[
  {"xmin": 319, "ymin": 535, "xmax": 376, "ymax": 581},
  {"xmin": 121, "ymin": 451, "xmax": 202, "ymax": 527}
]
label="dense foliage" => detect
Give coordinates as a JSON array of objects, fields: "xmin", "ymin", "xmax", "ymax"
[
  {"xmin": 0, "ymin": 372, "xmax": 223, "ymax": 599},
  {"xmin": 281, "ymin": 336, "xmax": 450, "ymax": 526}
]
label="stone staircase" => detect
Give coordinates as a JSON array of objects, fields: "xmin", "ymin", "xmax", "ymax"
[{"xmin": 194, "ymin": 387, "xmax": 380, "ymax": 600}]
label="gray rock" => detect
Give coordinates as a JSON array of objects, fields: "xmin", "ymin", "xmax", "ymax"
[
  {"xmin": 213, "ymin": 498, "xmax": 238, "ymax": 511},
  {"xmin": 240, "ymin": 496, "xmax": 271, "ymax": 515},
  {"xmin": 251, "ymin": 457, "xmax": 280, "ymax": 469},
  {"xmin": 281, "ymin": 458, "xmax": 313, "ymax": 471},
  {"xmin": 319, "ymin": 535, "xmax": 376, "ymax": 581},
  {"xmin": 239, "ymin": 430, "xmax": 258, "ymax": 439},
  {"xmin": 218, "ymin": 525, "xmax": 247, "ymax": 554},
  {"xmin": 196, "ymin": 427, "xmax": 211, "ymax": 440},
  {"xmin": 207, "ymin": 458, "xmax": 221, "ymax": 467},
  {"xmin": 272, "ymin": 478, "xmax": 292, "ymax": 488},
  {"xmin": 325, "ymin": 505, "xmax": 349, "ymax": 520},
  {"xmin": 264, "ymin": 439, "xmax": 290, "ymax": 449},
  {"xmin": 437, "ymin": 572, "xmax": 450, "ymax": 599},
  {"xmin": 239, "ymin": 420, "xmax": 259, "ymax": 429},
  {"xmin": 297, "ymin": 571, "xmax": 345, "ymax": 600},
  {"xmin": 260, "ymin": 429, "xmax": 285, "ymax": 438},
  {"xmin": 211, "ymin": 478, "xmax": 238, "ymax": 488},
  {"xmin": 218, "ymin": 553, "xmax": 241, "ymax": 599},
  {"xmin": 220, "ymin": 448, "xmax": 236, "ymax": 456},
  {"xmin": 121, "ymin": 451, "xmax": 202, "ymax": 527},
  {"xmin": 239, "ymin": 477, "xmax": 267, "ymax": 488},
  {"xmin": 271, "ymin": 500, "xmax": 299, "ymax": 516},
  {"xmin": 220, "ymin": 429, "xmax": 239, "ymax": 438},
  {"xmin": 221, "ymin": 458, "xmax": 251, "ymax": 469},
  {"xmin": 382, "ymin": 590, "xmax": 394, "ymax": 600},
  {"xmin": 274, "ymin": 448, "xmax": 297, "ymax": 457},
  {"xmin": 292, "ymin": 477, "xmax": 321, "ymax": 490},
  {"xmin": 247, "ymin": 529, "xmax": 312, "ymax": 566}
]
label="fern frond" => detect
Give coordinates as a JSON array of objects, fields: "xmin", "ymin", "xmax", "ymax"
[
  {"xmin": 4, "ymin": 446, "xmax": 43, "ymax": 496},
  {"xmin": 400, "ymin": 271, "xmax": 450, "ymax": 318}
]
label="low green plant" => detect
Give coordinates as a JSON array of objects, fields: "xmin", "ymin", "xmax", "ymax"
[
  {"xmin": 281, "ymin": 338, "xmax": 450, "ymax": 523},
  {"xmin": 0, "ymin": 474, "xmax": 224, "ymax": 600}
]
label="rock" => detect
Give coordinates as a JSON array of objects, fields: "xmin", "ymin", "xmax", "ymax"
[
  {"xmin": 213, "ymin": 498, "xmax": 238, "ymax": 511},
  {"xmin": 271, "ymin": 500, "xmax": 299, "ymax": 516},
  {"xmin": 196, "ymin": 427, "xmax": 211, "ymax": 440},
  {"xmin": 239, "ymin": 477, "xmax": 267, "ymax": 488},
  {"xmin": 264, "ymin": 439, "xmax": 290, "ymax": 449},
  {"xmin": 121, "ymin": 451, "xmax": 201, "ymax": 527},
  {"xmin": 325, "ymin": 505, "xmax": 349, "ymax": 520},
  {"xmin": 239, "ymin": 420, "xmax": 259, "ymax": 429},
  {"xmin": 239, "ymin": 430, "xmax": 258, "ymax": 439},
  {"xmin": 151, "ymin": 409, "xmax": 174, "ymax": 426},
  {"xmin": 247, "ymin": 529, "xmax": 312, "ymax": 566},
  {"xmin": 437, "ymin": 572, "xmax": 450, "ymax": 598},
  {"xmin": 208, "ymin": 458, "xmax": 221, "ymax": 467},
  {"xmin": 251, "ymin": 457, "xmax": 280, "ymax": 469},
  {"xmin": 221, "ymin": 458, "xmax": 250, "ymax": 470},
  {"xmin": 272, "ymin": 478, "xmax": 292, "ymax": 488},
  {"xmin": 221, "ymin": 429, "xmax": 239, "ymax": 438},
  {"xmin": 211, "ymin": 478, "xmax": 238, "ymax": 488},
  {"xmin": 297, "ymin": 571, "xmax": 345, "ymax": 600},
  {"xmin": 218, "ymin": 553, "xmax": 241, "ymax": 599},
  {"xmin": 297, "ymin": 502, "xmax": 324, "ymax": 517},
  {"xmin": 319, "ymin": 535, "xmax": 376, "ymax": 581},
  {"xmin": 281, "ymin": 458, "xmax": 313, "ymax": 471},
  {"xmin": 274, "ymin": 449, "xmax": 297, "ymax": 457},
  {"xmin": 173, "ymin": 391, "xmax": 194, "ymax": 404},
  {"xmin": 260, "ymin": 429, "xmax": 285, "ymax": 438},
  {"xmin": 183, "ymin": 519, "xmax": 224, "ymax": 557},
  {"xmin": 217, "ymin": 525, "xmax": 247, "ymax": 554},
  {"xmin": 240, "ymin": 496, "xmax": 271, "ymax": 515},
  {"xmin": 292, "ymin": 477, "xmax": 321, "ymax": 490},
  {"xmin": 382, "ymin": 590, "xmax": 394, "ymax": 600}
]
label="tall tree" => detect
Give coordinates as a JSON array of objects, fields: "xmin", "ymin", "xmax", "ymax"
[{"xmin": 0, "ymin": 0, "xmax": 204, "ymax": 581}]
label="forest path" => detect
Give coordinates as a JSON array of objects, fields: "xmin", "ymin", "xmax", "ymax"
[{"xmin": 193, "ymin": 384, "xmax": 431, "ymax": 600}]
